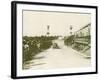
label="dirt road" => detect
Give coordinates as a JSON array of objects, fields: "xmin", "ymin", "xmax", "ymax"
[{"xmin": 24, "ymin": 39, "xmax": 91, "ymax": 70}]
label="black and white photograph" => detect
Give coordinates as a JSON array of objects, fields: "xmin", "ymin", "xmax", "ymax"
[
  {"xmin": 11, "ymin": 1, "xmax": 97, "ymax": 79},
  {"xmin": 22, "ymin": 10, "xmax": 91, "ymax": 70}
]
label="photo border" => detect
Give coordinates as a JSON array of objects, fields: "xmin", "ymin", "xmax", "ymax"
[{"xmin": 11, "ymin": 1, "xmax": 98, "ymax": 79}]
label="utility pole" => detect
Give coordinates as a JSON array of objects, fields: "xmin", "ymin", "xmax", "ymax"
[
  {"xmin": 47, "ymin": 25, "xmax": 50, "ymax": 36},
  {"xmin": 70, "ymin": 25, "xmax": 73, "ymax": 35}
]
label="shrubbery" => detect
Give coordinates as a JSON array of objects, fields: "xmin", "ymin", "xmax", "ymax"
[{"xmin": 23, "ymin": 36, "xmax": 57, "ymax": 66}]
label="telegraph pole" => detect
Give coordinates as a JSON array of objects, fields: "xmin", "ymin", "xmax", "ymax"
[
  {"xmin": 47, "ymin": 25, "xmax": 50, "ymax": 36},
  {"xmin": 70, "ymin": 25, "xmax": 73, "ymax": 35}
]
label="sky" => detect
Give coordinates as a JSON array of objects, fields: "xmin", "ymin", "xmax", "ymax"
[{"xmin": 23, "ymin": 10, "xmax": 91, "ymax": 36}]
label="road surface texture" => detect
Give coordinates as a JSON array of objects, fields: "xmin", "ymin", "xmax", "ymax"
[{"xmin": 24, "ymin": 39, "xmax": 91, "ymax": 70}]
